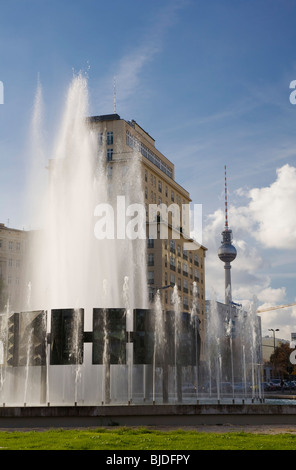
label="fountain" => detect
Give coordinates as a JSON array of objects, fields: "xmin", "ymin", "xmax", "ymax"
[{"xmin": 0, "ymin": 73, "xmax": 294, "ymax": 427}]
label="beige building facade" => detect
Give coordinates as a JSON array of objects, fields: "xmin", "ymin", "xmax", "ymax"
[
  {"xmin": 89, "ymin": 114, "xmax": 207, "ymax": 355},
  {"xmin": 0, "ymin": 223, "xmax": 28, "ymax": 311}
]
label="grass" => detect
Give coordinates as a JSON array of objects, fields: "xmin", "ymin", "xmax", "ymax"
[{"xmin": 0, "ymin": 427, "xmax": 296, "ymax": 450}]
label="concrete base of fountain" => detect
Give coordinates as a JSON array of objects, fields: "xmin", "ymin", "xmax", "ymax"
[{"xmin": 0, "ymin": 402, "xmax": 296, "ymax": 428}]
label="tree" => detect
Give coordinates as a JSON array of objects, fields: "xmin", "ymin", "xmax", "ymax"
[{"xmin": 270, "ymin": 342, "xmax": 294, "ymax": 378}]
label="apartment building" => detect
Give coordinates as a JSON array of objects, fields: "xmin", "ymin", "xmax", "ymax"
[
  {"xmin": 0, "ymin": 223, "xmax": 28, "ymax": 311},
  {"xmin": 88, "ymin": 114, "xmax": 207, "ymax": 352}
]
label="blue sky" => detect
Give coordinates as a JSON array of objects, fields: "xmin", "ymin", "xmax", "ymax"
[{"xmin": 1, "ymin": 0, "xmax": 296, "ymax": 339}]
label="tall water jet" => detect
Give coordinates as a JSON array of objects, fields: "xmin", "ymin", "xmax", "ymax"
[
  {"xmin": 205, "ymin": 293, "xmax": 222, "ymax": 398},
  {"xmin": 190, "ymin": 281, "xmax": 200, "ymax": 399},
  {"xmin": 172, "ymin": 285, "xmax": 182, "ymax": 402},
  {"xmin": 152, "ymin": 290, "xmax": 165, "ymax": 404},
  {"xmin": 23, "ymin": 73, "xmax": 148, "ymax": 316}
]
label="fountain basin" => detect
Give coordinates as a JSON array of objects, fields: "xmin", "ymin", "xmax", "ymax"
[{"xmin": 0, "ymin": 402, "xmax": 296, "ymax": 428}]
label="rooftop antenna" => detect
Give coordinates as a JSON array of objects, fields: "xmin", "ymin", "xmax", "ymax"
[{"xmin": 113, "ymin": 76, "xmax": 117, "ymax": 114}]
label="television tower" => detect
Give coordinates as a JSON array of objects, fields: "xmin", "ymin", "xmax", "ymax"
[{"xmin": 218, "ymin": 165, "xmax": 237, "ymax": 305}]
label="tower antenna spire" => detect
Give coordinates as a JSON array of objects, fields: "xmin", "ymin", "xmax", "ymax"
[{"xmin": 224, "ymin": 164, "xmax": 228, "ymax": 230}]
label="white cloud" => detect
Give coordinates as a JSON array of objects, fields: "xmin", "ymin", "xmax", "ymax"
[
  {"xmin": 257, "ymin": 286, "xmax": 287, "ymax": 304},
  {"xmin": 248, "ymin": 164, "xmax": 296, "ymax": 249}
]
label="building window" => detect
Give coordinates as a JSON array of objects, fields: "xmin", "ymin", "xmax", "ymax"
[
  {"xmin": 147, "ymin": 271, "xmax": 154, "ymax": 285},
  {"xmin": 9, "ymin": 241, "xmax": 13, "ymax": 250},
  {"xmin": 158, "ymin": 181, "xmax": 162, "ymax": 192},
  {"xmin": 170, "ymin": 273, "xmax": 175, "ymax": 286},
  {"xmin": 107, "ymin": 148, "xmax": 113, "ymax": 162},
  {"xmin": 107, "ymin": 131, "xmax": 113, "ymax": 145},
  {"xmin": 148, "ymin": 253, "xmax": 154, "ymax": 266},
  {"xmin": 171, "ymin": 191, "xmax": 175, "ymax": 202},
  {"xmin": 194, "ymin": 254, "xmax": 199, "ymax": 266},
  {"xmin": 170, "ymin": 256, "xmax": 176, "ymax": 271},
  {"xmin": 126, "ymin": 130, "xmax": 173, "ymax": 179},
  {"xmin": 165, "ymin": 186, "xmax": 168, "ymax": 197},
  {"xmin": 170, "ymin": 240, "xmax": 176, "ymax": 253},
  {"xmin": 145, "ymin": 170, "xmax": 148, "ymax": 182},
  {"xmin": 178, "ymin": 278, "xmax": 181, "ymax": 291},
  {"xmin": 194, "ymin": 269, "xmax": 199, "ymax": 282},
  {"xmin": 147, "ymin": 238, "xmax": 154, "ymax": 249},
  {"xmin": 0, "ymin": 239, "xmax": 2, "ymax": 248},
  {"xmin": 183, "ymin": 262, "xmax": 188, "ymax": 277},
  {"xmin": 106, "ymin": 165, "xmax": 112, "ymax": 179},
  {"xmin": 183, "ymin": 279, "xmax": 188, "ymax": 293},
  {"xmin": 98, "ymin": 132, "xmax": 103, "ymax": 145},
  {"xmin": 145, "ymin": 187, "xmax": 148, "ymax": 199},
  {"xmin": 148, "ymin": 289, "xmax": 154, "ymax": 302}
]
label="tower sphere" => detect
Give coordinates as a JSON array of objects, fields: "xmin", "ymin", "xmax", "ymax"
[{"xmin": 218, "ymin": 241, "xmax": 237, "ymax": 263}]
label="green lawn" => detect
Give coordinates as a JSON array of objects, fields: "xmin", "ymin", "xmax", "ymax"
[{"xmin": 0, "ymin": 427, "xmax": 295, "ymax": 450}]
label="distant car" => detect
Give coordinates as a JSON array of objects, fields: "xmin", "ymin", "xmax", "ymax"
[
  {"xmin": 261, "ymin": 382, "xmax": 272, "ymax": 391},
  {"xmin": 233, "ymin": 382, "xmax": 248, "ymax": 392},
  {"xmin": 270, "ymin": 379, "xmax": 281, "ymax": 386},
  {"xmin": 266, "ymin": 382, "xmax": 281, "ymax": 391},
  {"xmin": 220, "ymin": 382, "xmax": 233, "ymax": 393},
  {"xmin": 182, "ymin": 383, "xmax": 197, "ymax": 394},
  {"xmin": 284, "ymin": 381, "xmax": 296, "ymax": 390}
]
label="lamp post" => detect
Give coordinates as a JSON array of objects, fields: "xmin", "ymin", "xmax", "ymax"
[
  {"xmin": 268, "ymin": 328, "xmax": 279, "ymax": 352},
  {"xmin": 148, "ymin": 284, "xmax": 173, "ymax": 303},
  {"xmin": 268, "ymin": 328, "xmax": 279, "ymax": 379}
]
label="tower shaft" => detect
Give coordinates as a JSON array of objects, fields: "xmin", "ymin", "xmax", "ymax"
[{"xmin": 224, "ymin": 261, "xmax": 232, "ymax": 305}]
